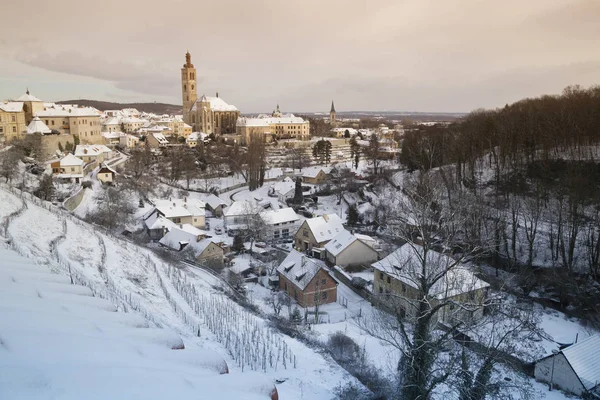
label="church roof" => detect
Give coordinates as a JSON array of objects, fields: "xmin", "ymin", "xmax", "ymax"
[
  {"xmin": 330, "ymin": 101, "xmax": 336, "ymax": 113},
  {"xmin": 191, "ymin": 96, "xmax": 238, "ymax": 112},
  {"xmin": 16, "ymin": 91, "xmax": 42, "ymax": 102},
  {"xmin": 26, "ymin": 116, "xmax": 52, "ymax": 134}
]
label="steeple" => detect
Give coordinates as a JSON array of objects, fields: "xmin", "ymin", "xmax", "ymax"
[
  {"xmin": 181, "ymin": 50, "xmax": 197, "ymax": 127},
  {"xmin": 329, "ymin": 100, "xmax": 337, "ymax": 124},
  {"xmin": 184, "ymin": 50, "xmax": 194, "ymax": 68},
  {"xmin": 26, "ymin": 88, "xmax": 30, "ymax": 95}
]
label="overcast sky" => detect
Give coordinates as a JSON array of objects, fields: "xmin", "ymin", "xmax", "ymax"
[{"xmin": 1, "ymin": 0, "xmax": 598, "ymax": 113}]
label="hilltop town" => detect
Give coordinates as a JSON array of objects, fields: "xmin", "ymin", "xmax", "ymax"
[{"xmin": 1, "ymin": 51, "xmax": 599, "ymax": 400}]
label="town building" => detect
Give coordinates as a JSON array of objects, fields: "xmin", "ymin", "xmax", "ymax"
[
  {"xmin": 159, "ymin": 225, "xmax": 223, "ymax": 268},
  {"xmin": 261, "ymin": 207, "xmax": 300, "ymax": 242},
  {"xmin": 120, "ymin": 133, "xmax": 140, "ymax": 149},
  {"xmin": 294, "ymin": 214, "xmax": 346, "ymax": 252},
  {"xmin": 0, "ymin": 101, "xmax": 27, "ymax": 143},
  {"xmin": 301, "ymin": 166, "xmax": 332, "ymax": 185},
  {"xmin": 97, "ymin": 165, "xmax": 116, "ymax": 184},
  {"xmin": 324, "ymin": 230, "xmax": 379, "ymax": 268},
  {"xmin": 277, "ymin": 250, "xmax": 338, "ymax": 307},
  {"xmin": 74, "ymin": 145, "xmax": 113, "ymax": 164},
  {"xmin": 534, "ymin": 334, "xmax": 600, "ymax": 396},
  {"xmin": 371, "ymin": 243, "xmax": 489, "ymax": 325},
  {"xmin": 181, "ymin": 52, "xmax": 239, "ymax": 135},
  {"xmin": 236, "ymin": 106, "xmax": 310, "ymax": 144},
  {"xmin": 147, "ymin": 198, "xmax": 206, "ymax": 229},
  {"xmin": 146, "ymin": 132, "xmax": 170, "ymax": 148},
  {"xmin": 50, "ymin": 153, "xmax": 84, "ymax": 183}
]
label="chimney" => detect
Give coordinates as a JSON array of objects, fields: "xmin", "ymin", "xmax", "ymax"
[
  {"xmin": 301, "ymin": 256, "xmax": 306, "ymax": 268},
  {"xmin": 323, "ymin": 214, "xmax": 329, "ymax": 222},
  {"xmin": 184, "ymin": 197, "xmax": 187, "ymax": 203}
]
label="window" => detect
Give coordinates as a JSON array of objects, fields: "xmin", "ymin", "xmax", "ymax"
[
  {"xmin": 449, "ymin": 303, "xmax": 455, "ymax": 310},
  {"xmin": 52, "ymin": 121, "xmax": 55, "ymax": 125},
  {"xmin": 314, "ymin": 293, "xmax": 318, "ymax": 301},
  {"xmin": 321, "ymin": 279, "xmax": 326, "ymax": 285},
  {"xmin": 71, "ymin": 167, "xmax": 75, "ymax": 172},
  {"xmin": 191, "ymin": 85, "xmax": 194, "ymax": 90},
  {"xmin": 402, "ymin": 284, "xmax": 406, "ymax": 293},
  {"xmin": 379, "ymin": 272, "xmax": 384, "ymax": 280},
  {"xmin": 11, "ymin": 115, "xmax": 15, "ymax": 122},
  {"xmin": 321, "ymin": 292, "xmax": 327, "ymax": 300},
  {"xmin": 173, "ymin": 217, "xmax": 181, "ymax": 223},
  {"xmin": 284, "ymin": 282, "xmax": 287, "ymax": 290},
  {"xmin": 193, "ymin": 218, "xmax": 197, "ymax": 223},
  {"xmin": 387, "ymin": 276, "xmax": 391, "ymax": 284},
  {"xmin": 12, "ymin": 127, "xmax": 16, "ymax": 133},
  {"xmin": 379, "ymin": 287, "xmax": 383, "ymax": 294},
  {"xmin": 184, "ymin": 84, "xmax": 186, "ymax": 91},
  {"xmin": 303, "ymin": 230, "xmax": 309, "ymax": 237}
]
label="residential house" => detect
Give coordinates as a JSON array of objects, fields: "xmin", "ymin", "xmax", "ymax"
[
  {"xmin": 294, "ymin": 214, "xmax": 346, "ymax": 252},
  {"xmin": 223, "ymin": 200, "xmax": 257, "ymax": 232},
  {"xmin": 269, "ymin": 178, "xmax": 296, "ymax": 204},
  {"xmin": 0, "ymin": 101, "xmax": 27, "ymax": 143},
  {"xmin": 261, "ymin": 207, "xmax": 300, "ymax": 243},
  {"xmin": 159, "ymin": 225, "xmax": 223, "ymax": 268},
  {"xmin": 143, "ymin": 212, "xmax": 177, "ymax": 240},
  {"xmin": 51, "ymin": 154, "xmax": 84, "ymax": 183},
  {"xmin": 102, "ymin": 131, "xmax": 121, "ymax": 146},
  {"xmin": 534, "ymin": 334, "xmax": 600, "ymax": 396},
  {"xmin": 120, "ymin": 133, "xmax": 140, "ymax": 149},
  {"xmin": 277, "ymin": 250, "xmax": 337, "ymax": 307},
  {"xmin": 97, "ymin": 165, "xmax": 116, "ymax": 184},
  {"xmin": 302, "ymin": 166, "xmax": 332, "ymax": 185},
  {"xmin": 146, "ymin": 132, "xmax": 169, "ymax": 148},
  {"xmin": 202, "ymin": 194, "xmax": 228, "ymax": 217},
  {"xmin": 372, "ymin": 243, "xmax": 489, "ymax": 324},
  {"xmin": 324, "ymin": 230, "xmax": 379, "ymax": 268},
  {"xmin": 150, "ymin": 198, "xmax": 206, "ymax": 229},
  {"xmin": 74, "ymin": 145, "xmax": 113, "ymax": 164}
]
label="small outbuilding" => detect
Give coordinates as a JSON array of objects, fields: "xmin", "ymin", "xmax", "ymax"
[{"xmin": 534, "ymin": 334, "xmax": 600, "ymax": 396}]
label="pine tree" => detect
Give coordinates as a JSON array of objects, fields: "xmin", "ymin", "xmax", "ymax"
[
  {"xmin": 293, "ymin": 177, "xmax": 303, "ymax": 204},
  {"xmin": 232, "ymin": 234, "xmax": 244, "ymax": 253},
  {"xmin": 346, "ymin": 203, "xmax": 360, "ymax": 226}
]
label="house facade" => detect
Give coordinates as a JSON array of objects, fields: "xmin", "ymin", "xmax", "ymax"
[
  {"xmin": 371, "ymin": 243, "xmax": 489, "ymax": 325},
  {"xmin": 534, "ymin": 334, "xmax": 600, "ymax": 396},
  {"xmin": 51, "ymin": 154, "xmax": 84, "ymax": 183},
  {"xmin": 261, "ymin": 207, "xmax": 300, "ymax": 243},
  {"xmin": 302, "ymin": 166, "xmax": 331, "ymax": 185},
  {"xmin": 277, "ymin": 250, "xmax": 337, "ymax": 308},
  {"xmin": 151, "ymin": 198, "xmax": 206, "ymax": 229},
  {"xmin": 324, "ymin": 230, "xmax": 379, "ymax": 267},
  {"xmin": 97, "ymin": 166, "xmax": 116, "ymax": 184},
  {"xmin": 294, "ymin": 214, "xmax": 346, "ymax": 251}
]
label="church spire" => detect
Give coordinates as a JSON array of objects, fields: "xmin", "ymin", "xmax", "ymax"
[
  {"xmin": 26, "ymin": 87, "xmax": 30, "ymax": 95},
  {"xmin": 330, "ymin": 101, "xmax": 336, "ymax": 113},
  {"xmin": 184, "ymin": 50, "xmax": 194, "ymax": 68}
]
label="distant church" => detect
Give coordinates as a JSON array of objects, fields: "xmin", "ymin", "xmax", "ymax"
[{"xmin": 181, "ymin": 51, "xmax": 240, "ymax": 135}]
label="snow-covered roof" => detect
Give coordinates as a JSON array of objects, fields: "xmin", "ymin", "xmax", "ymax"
[
  {"xmin": 60, "ymin": 153, "xmax": 84, "ymax": 167},
  {"xmin": 102, "ymin": 131, "xmax": 122, "ymax": 139},
  {"xmin": 202, "ymin": 194, "xmax": 227, "ymax": 210},
  {"xmin": 324, "ymin": 230, "xmax": 373, "ymax": 257},
  {"xmin": 0, "ymin": 247, "xmax": 276, "ymax": 400},
  {"xmin": 36, "ymin": 103, "xmax": 100, "ymax": 117},
  {"xmin": 0, "ymin": 101, "xmax": 24, "ymax": 112},
  {"xmin": 224, "ymin": 200, "xmax": 257, "ymax": 217},
  {"xmin": 192, "ymin": 96, "xmax": 238, "ymax": 112},
  {"xmin": 15, "ymin": 92, "xmax": 42, "ymax": 102},
  {"xmin": 304, "ymin": 214, "xmax": 346, "ymax": 243},
  {"xmin": 103, "ymin": 116, "xmax": 120, "ymax": 126},
  {"xmin": 372, "ymin": 243, "xmax": 490, "ymax": 299},
  {"xmin": 74, "ymin": 145, "xmax": 112, "ymax": 157},
  {"xmin": 152, "ymin": 198, "xmax": 205, "ymax": 219},
  {"xmin": 122, "ymin": 116, "xmax": 145, "ymax": 124},
  {"xmin": 277, "ymin": 250, "xmax": 329, "ymax": 291},
  {"xmin": 560, "ymin": 334, "xmax": 600, "ymax": 390},
  {"xmin": 152, "ymin": 132, "xmax": 169, "ymax": 144},
  {"xmin": 143, "ymin": 211, "xmax": 177, "ymax": 230},
  {"xmin": 26, "ymin": 116, "xmax": 52, "ymax": 134},
  {"xmin": 159, "ymin": 225, "xmax": 211, "ymax": 251},
  {"xmin": 272, "ymin": 180, "xmax": 296, "ymax": 197},
  {"xmin": 236, "ymin": 114, "xmax": 307, "ymax": 127},
  {"xmin": 302, "ymin": 166, "xmax": 332, "ymax": 179},
  {"xmin": 261, "ymin": 207, "xmax": 299, "ymax": 226}
]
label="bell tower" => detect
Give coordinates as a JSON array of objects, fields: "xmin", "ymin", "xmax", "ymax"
[{"xmin": 181, "ymin": 51, "xmax": 197, "ymax": 126}]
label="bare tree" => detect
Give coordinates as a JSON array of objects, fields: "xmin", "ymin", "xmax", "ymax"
[
  {"xmin": 87, "ymin": 186, "xmax": 136, "ymax": 231},
  {"xmin": 0, "ymin": 148, "xmax": 21, "ymax": 183},
  {"xmin": 265, "ymin": 291, "xmax": 290, "ymax": 316}
]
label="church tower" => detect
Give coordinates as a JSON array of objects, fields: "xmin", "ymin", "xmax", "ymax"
[
  {"xmin": 181, "ymin": 51, "xmax": 197, "ymax": 126},
  {"xmin": 330, "ymin": 101, "xmax": 336, "ymax": 125}
]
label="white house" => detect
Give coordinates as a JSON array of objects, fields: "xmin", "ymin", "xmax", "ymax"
[
  {"xmin": 534, "ymin": 334, "xmax": 600, "ymax": 396},
  {"xmin": 324, "ymin": 230, "xmax": 379, "ymax": 267},
  {"xmin": 223, "ymin": 200, "xmax": 257, "ymax": 232},
  {"xmin": 74, "ymin": 144, "xmax": 113, "ymax": 164},
  {"xmin": 148, "ymin": 198, "xmax": 206, "ymax": 229},
  {"xmin": 269, "ymin": 179, "xmax": 296, "ymax": 203},
  {"xmin": 260, "ymin": 207, "xmax": 300, "ymax": 242},
  {"xmin": 51, "ymin": 153, "xmax": 84, "ymax": 183},
  {"xmin": 294, "ymin": 213, "xmax": 346, "ymax": 251}
]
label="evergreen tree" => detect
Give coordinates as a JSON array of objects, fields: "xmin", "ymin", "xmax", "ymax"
[
  {"xmin": 324, "ymin": 140, "xmax": 332, "ymax": 165},
  {"xmin": 346, "ymin": 203, "xmax": 360, "ymax": 226},
  {"xmin": 232, "ymin": 234, "xmax": 244, "ymax": 253}
]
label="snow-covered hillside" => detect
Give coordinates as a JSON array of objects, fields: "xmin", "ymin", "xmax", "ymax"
[{"xmin": 0, "ymin": 185, "xmax": 361, "ymax": 399}]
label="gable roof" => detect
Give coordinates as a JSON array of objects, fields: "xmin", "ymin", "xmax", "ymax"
[
  {"xmin": 143, "ymin": 211, "xmax": 177, "ymax": 231},
  {"xmin": 202, "ymin": 194, "xmax": 227, "ymax": 210},
  {"xmin": 561, "ymin": 334, "xmax": 600, "ymax": 391},
  {"xmin": 60, "ymin": 153, "xmax": 84, "ymax": 167},
  {"xmin": 372, "ymin": 243, "xmax": 489, "ymax": 299},
  {"xmin": 74, "ymin": 144, "xmax": 112, "ymax": 157},
  {"xmin": 324, "ymin": 230, "xmax": 375, "ymax": 257},
  {"xmin": 224, "ymin": 200, "xmax": 257, "ymax": 217},
  {"xmin": 159, "ymin": 225, "xmax": 211, "ymax": 252},
  {"xmin": 16, "ymin": 92, "xmax": 42, "ymax": 102},
  {"xmin": 0, "ymin": 101, "xmax": 24, "ymax": 112},
  {"xmin": 261, "ymin": 207, "xmax": 299, "ymax": 226},
  {"xmin": 302, "ymin": 166, "xmax": 332, "ymax": 179},
  {"xmin": 277, "ymin": 250, "xmax": 328, "ymax": 291},
  {"xmin": 304, "ymin": 214, "xmax": 346, "ymax": 244},
  {"xmin": 152, "ymin": 198, "xmax": 205, "ymax": 219},
  {"xmin": 192, "ymin": 96, "xmax": 238, "ymax": 112}
]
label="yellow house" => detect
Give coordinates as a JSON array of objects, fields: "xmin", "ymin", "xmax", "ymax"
[
  {"xmin": 51, "ymin": 153, "xmax": 85, "ymax": 183},
  {"xmin": 97, "ymin": 165, "xmax": 116, "ymax": 184},
  {"xmin": 151, "ymin": 198, "xmax": 206, "ymax": 229},
  {"xmin": 372, "ymin": 244, "xmax": 490, "ymax": 325},
  {"xmin": 0, "ymin": 101, "xmax": 27, "ymax": 143},
  {"xmin": 301, "ymin": 166, "xmax": 332, "ymax": 185}
]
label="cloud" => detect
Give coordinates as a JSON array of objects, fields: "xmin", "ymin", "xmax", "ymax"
[{"xmin": 15, "ymin": 51, "xmax": 180, "ymax": 97}]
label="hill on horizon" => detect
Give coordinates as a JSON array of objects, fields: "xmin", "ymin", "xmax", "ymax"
[{"xmin": 56, "ymin": 99, "xmax": 182, "ymax": 115}]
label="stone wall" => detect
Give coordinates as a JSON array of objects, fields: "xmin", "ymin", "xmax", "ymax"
[{"xmin": 41, "ymin": 134, "xmax": 75, "ymax": 158}]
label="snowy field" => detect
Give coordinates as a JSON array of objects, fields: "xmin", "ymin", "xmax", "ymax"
[{"xmin": 0, "ymin": 186, "xmax": 362, "ymax": 399}]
